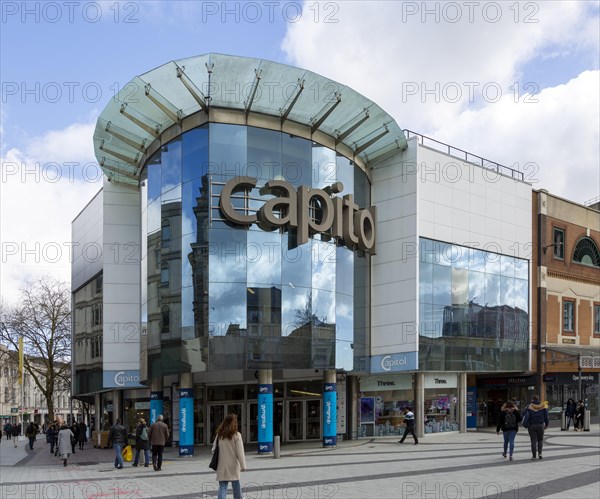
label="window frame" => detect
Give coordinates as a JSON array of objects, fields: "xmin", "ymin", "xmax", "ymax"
[
  {"xmin": 562, "ymin": 298, "xmax": 576, "ymax": 336},
  {"xmin": 594, "ymin": 302, "xmax": 600, "ymax": 337},
  {"xmin": 552, "ymin": 227, "xmax": 565, "ymax": 260}
]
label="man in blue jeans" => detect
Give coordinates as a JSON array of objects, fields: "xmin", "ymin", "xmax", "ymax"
[
  {"xmin": 522, "ymin": 395, "xmax": 549, "ymax": 460},
  {"xmin": 107, "ymin": 419, "xmax": 128, "ymax": 469}
]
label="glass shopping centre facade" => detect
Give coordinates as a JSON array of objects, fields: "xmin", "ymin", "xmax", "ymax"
[{"xmin": 72, "ymin": 54, "xmax": 533, "ymax": 449}]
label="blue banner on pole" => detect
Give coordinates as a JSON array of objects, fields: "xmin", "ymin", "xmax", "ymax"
[
  {"xmin": 150, "ymin": 391, "xmax": 163, "ymax": 424},
  {"xmin": 179, "ymin": 388, "xmax": 194, "ymax": 457},
  {"xmin": 467, "ymin": 387, "xmax": 477, "ymax": 429},
  {"xmin": 323, "ymin": 383, "xmax": 337, "ymax": 447},
  {"xmin": 257, "ymin": 384, "xmax": 273, "ymax": 454}
]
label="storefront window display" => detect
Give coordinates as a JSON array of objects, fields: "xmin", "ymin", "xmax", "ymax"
[
  {"xmin": 359, "ymin": 374, "xmax": 413, "ymax": 437},
  {"xmin": 424, "ymin": 373, "xmax": 459, "ymax": 433}
]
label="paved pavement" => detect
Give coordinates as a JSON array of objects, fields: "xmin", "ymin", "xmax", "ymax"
[{"xmin": 1, "ymin": 426, "xmax": 599, "ymax": 498}]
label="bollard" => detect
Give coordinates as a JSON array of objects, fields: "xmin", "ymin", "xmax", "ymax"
[
  {"xmin": 273, "ymin": 435, "xmax": 281, "ymax": 459},
  {"xmin": 584, "ymin": 410, "xmax": 591, "ymax": 431},
  {"xmin": 560, "ymin": 411, "xmax": 566, "ymax": 431}
]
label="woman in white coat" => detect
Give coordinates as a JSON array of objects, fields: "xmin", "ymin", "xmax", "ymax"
[
  {"xmin": 57, "ymin": 423, "xmax": 74, "ymax": 467},
  {"xmin": 212, "ymin": 413, "xmax": 247, "ymax": 499}
]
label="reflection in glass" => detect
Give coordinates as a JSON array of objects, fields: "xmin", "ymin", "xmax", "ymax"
[
  {"xmin": 419, "ymin": 237, "xmax": 529, "ymax": 372},
  {"xmin": 140, "ymin": 123, "xmax": 370, "ymax": 375}
]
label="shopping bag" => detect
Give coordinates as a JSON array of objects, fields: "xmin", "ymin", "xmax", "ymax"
[
  {"xmin": 122, "ymin": 444, "xmax": 133, "ymax": 462},
  {"xmin": 209, "ymin": 439, "xmax": 219, "ymax": 470}
]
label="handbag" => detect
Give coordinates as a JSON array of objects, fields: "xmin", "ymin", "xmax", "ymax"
[
  {"xmin": 209, "ymin": 438, "xmax": 219, "ymax": 470},
  {"xmin": 122, "ymin": 444, "xmax": 133, "ymax": 462}
]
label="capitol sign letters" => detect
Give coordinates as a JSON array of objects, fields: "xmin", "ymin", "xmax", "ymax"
[{"xmin": 219, "ymin": 176, "xmax": 376, "ymax": 254}]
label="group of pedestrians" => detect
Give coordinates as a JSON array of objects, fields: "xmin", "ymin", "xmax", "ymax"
[
  {"xmin": 107, "ymin": 414, "xmax": 170, "ymax": 472},
  {"xmin": 564, "ymin": 398, "xmax": 586, "ymax": 431},
  {"xmin": 3, "ymin": 422, "xmax": 22, "ymax": 447},
  {"xmin": 495, "ymin": 394, "xmax": 588, "ymax": 461}
]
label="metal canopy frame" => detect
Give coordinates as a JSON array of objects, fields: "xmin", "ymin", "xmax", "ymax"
[{"xmin": 93, "ymin": 53, "xmax": 408, "ymax": 185}]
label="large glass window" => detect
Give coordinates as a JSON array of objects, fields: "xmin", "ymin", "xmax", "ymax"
[
  {"xmin": 418, "ymin": 238, "xmax": 529, "ymax": 371},
  {"xmin": 140, "ymin": 124, "xmax": 369, "ymax": 376},
  {"xmin": 594, "ymin": 303, "xmax": 600, "ymax": 336}
]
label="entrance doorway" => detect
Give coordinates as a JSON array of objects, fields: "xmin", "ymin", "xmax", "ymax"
[
  {"xmin": 208, "ymin": 403, "xmax": 243, "ymax": 444},
  {"xmin": 248, "ymin": 400, "xmax": 283, "ymax": 443},
  {"xmin": 287, "ymin": 399, "xmax": 321, "ymax": 441}
]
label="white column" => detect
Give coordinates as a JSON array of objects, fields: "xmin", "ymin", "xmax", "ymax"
[
  {"xmin": 416, "ymin": 372, "xmax": 424, "ymax": 438},
  {"xmin": 459, "ymin": 372, "xmax": 467, "ymax": 433}
]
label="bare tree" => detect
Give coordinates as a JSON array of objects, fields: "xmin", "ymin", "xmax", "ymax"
[{"xmin": 0, "ymin": 277, "xmax": 71, "ymax": 421}]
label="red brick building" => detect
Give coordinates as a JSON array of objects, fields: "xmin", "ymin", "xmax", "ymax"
[{"xmin": 532, "ymin": 190, "xmax": 600, "ymax": 419}]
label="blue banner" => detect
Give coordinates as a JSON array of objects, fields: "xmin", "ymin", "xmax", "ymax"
[
  {"xmin": 150, "ymin": 392, "xmax": 163, "ymax": 424},
  {"xmin": 323, "ymin": 383, "xmax": 337, "ymax": 447},
  {"xmin": 257, "ymin": 384, "xmax": 273, "ymax": 454},
  {"xmin": 467, "ymin": 387, "xmax": 477, "ymax": 429},
  {"xmin": 179, "ymin": 388, "xmax": 194, "ymax": 457}
]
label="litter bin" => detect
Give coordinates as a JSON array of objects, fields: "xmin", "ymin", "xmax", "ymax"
[
  {"xmin": 560, "ymin": 411, "xmax": 566, "ymax": 430},
  {"xmin": 584, "ymin": 410, "xmax": 591, "ymax": 431}
]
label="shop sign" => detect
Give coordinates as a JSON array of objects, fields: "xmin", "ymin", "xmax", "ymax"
[
  {"xmin": 257, "ymin": 384, "xmax": 273, "ymax": 454},
  {"xmin": 103, "ymin": 370, "xmax": 144, "ymax": 388},
  {"xmin": 562, "ymin": 338, "xmax": 576, "ymax": 344},
  {"xmin": 134, "ymin": 402, "xmax": 150, "ymax": 410},
  {"xmin": 544, "ymin": 373, "xmax": 597, "ymax": 384},
  {"xmin": 370, "ymin": 352, "xmax": 417, "ymax": 373},
  {"xmin": 219, "ymin": 177, "xmax": 376, "ymax": 254},
  {"xmin": 179, "ymin": 388, "xmax": 194, "ymax": 456},
  {"xmin": 480, "ymin": 376, "xmax": 535, "ymax": 387},
  {"xmin": 360, "ymin": 374, "xmax": 413, "ymax": 391},
  {"xmin": 424, "ymin": 373, "xmax": 458, "ymax": 389}
]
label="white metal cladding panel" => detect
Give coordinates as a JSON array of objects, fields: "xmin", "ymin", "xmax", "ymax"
[
  {"xmin": 417, "ymin": 144, "xmax": 532, "ymax": 256},
  {"xmin": 102, "ymin": 178, "xmax": 141, "ymax": 379},
  {"xmin": 371, "ymin": 147, "xmax": 419, "ymax": 358},
  {"xmin": 72, "ymin": 189, "xmax": 104, "ymax": 291}
]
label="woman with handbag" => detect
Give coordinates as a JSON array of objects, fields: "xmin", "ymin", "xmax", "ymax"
[{"xmin": 211, "ymin": 413, "xmax": 247, "ymax": 499}]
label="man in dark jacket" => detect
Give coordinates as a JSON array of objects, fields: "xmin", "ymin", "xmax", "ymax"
[
  {"xmin": 522, "ymin": 395, "xmax": 549, "ymax": 460},
  {"xmin": 148, "ymin": 415, "xmax": 170, "ymax": 471},
  {"xmin": 107, "ymin": 419, "xmax": 128, "ymax": 469}
]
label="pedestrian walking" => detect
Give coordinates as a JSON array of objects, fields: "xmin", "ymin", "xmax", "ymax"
[
  {"xmin": 398, "ymin": 406, "xmax": 419, "ymax": 445},
  {"xmin": 132, "ymin": 418, "xmax": 150, "ymax": 467},
  {"xmin": 107, "ymin": 419, "xmax": 128, "ymax": 469},
  {"xmin": 11, "ymin": 423, "xmax": 20, "ymax": 447},
  {"xmin": 46, "ymin": 422, "xmax": 58, "ymax": 454},
  {"xmin": 212, "ymin": 413, "xmax": 247, "ymax": 499},
  {"xmin": 496, "ymin": 401, "xmax": 522, "ymax": 460},
  {"xmin": 574, "ymin": 400, "xmax": 585, "ymax": 431},
  {"xmin": 522, "ymin": 395, "xmax": 549, "ymax": 460},
  {"xmin": 70, "ymin": 422, "xmax": 79, "ymax": 454},
  {"xmin": 57, "ymin": 423, "xmax": 74, "ymax": 467},
  {"xmin": 148, "ymin": 415, "xmax": 170, "ymax": 471},
  {"xmin": 25, "ymin": 422, "xmax": 38, "ymax": 450},
  {"xmin": 77, "ymin": 422, "xmax": 87, "ymax": 450},
  {"xmin": 565, "ymin": 398, "xmax": 576, "ymax": 430},
  {"xmin": 4, "ymin": 422, "xmax": 12, "ymax": 441}
]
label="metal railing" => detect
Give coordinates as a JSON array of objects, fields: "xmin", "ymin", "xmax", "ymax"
[{"xmin": 403, "ymin": 129, "xmax": 524, "ymax": 182}]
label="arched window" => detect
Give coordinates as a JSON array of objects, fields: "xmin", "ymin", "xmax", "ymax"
[
  {"xmin": 161, "ymin": 306, "xmax": 170, "ymax": 334},
  {"xmin": 161, "ymin": 219, "xmax": 171, "ymax": 247},
  {"xmin": 573, "ymin": 237, "xmax": 600, "ymax": 267}
]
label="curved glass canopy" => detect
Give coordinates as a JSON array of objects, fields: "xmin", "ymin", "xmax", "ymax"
[{"xmin": 93, "ymin": 53, "xmax": 407, "ymax": 186}]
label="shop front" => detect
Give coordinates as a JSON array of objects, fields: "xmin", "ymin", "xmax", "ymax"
[
  {"xmin": 423, "ymin": 373, "xmax": 459, "ymax": 433},
  {"xmin": 476, "ymin": 375, "xmax": 537, "ymax": 427},
  {"xmin": 544, "ymin": 372, "xmax": 599, "ymax": 422},
  {"xmin": 358, "ymin": 373, "xmax": 413, "ymax": 437}
]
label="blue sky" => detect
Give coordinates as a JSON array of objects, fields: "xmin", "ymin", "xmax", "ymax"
[{"xmin": 1, "ymin": 0, "xmax": 599, "ymax": 301}]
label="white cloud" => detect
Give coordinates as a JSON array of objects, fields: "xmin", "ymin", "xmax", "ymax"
[
  {"xmin": 0, "ymin": 121, "xmax": 103, "ymax": 305},
  {"xmin": 282, "ymin": 1, "xmax": 599, "ymax": 202}
]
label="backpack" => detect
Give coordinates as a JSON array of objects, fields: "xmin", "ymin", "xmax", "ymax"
[
  {"xmin": 140, "ymin": 426, "xmax": 148, "ymax": 440},
  {"xmin": 504, "ymin": 411, "xmax": 517, "ymax": 431}
]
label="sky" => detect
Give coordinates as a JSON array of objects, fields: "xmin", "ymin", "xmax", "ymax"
[{"xmin": 1, "ymin": 0, "xmax": 599, "ymax": 304}]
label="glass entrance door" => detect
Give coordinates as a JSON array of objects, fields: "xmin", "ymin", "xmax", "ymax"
[
  {"xmin": 286, "ymin": 400, "xmax": 321, "ymax": 441},
  {"xmin": 208, "ymin": 403, "xmax": 244, "ymax": 444}
]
